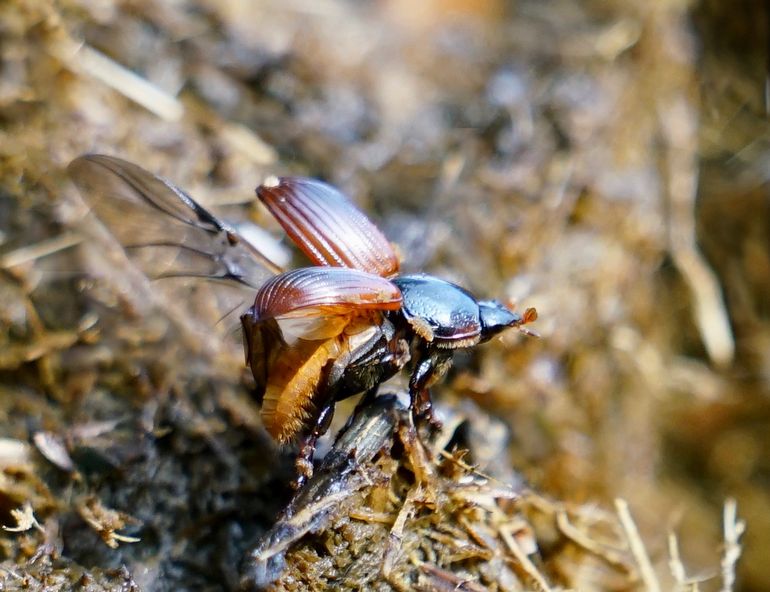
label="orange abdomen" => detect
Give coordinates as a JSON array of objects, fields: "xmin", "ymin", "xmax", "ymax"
[{"xmin": 260, "ymin": 336, "xmax": 341, "ymax": 443}]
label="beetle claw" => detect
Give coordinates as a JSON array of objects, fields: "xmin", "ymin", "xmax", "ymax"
[
  {"xmin": 293, "ymin": 457, "xmax": 314, "ymax": 490},
  {"xmin": 425, "ymin": 412, "xmax": 443, "ymax": 435}
]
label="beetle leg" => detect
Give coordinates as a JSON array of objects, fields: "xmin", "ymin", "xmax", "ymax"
[
  {"xmin": 292, "ymin": 328, "xmax": 387, "ymax": 490},
  {"xmin": 293, "ymin": 401, "xmax": 335, "ymax": 490},
  {"xmin": 331, "ymin": 323, "xmax": 409, "ymax": 403},
  {"xmin": 292, "ymin": 322, "xmax": 409, "ymax": 489},
  {"xmin": 408, "ymin": 347, "xmax": 453, "ymax": 430}
]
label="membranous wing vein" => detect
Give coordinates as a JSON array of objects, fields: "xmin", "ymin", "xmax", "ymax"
[{"xmin": 68, "ymin": 155, "xmax": 282, "ymax": 287}]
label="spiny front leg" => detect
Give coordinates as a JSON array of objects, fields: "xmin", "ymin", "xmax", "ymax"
[{"xmin": 407, "ymin": 348, "xmax": 453, "ymax": 433}]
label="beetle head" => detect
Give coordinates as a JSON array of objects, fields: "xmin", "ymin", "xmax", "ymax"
[{"xmin": 478, "ymin": 301, "xmax": 538, "ymax": 342}]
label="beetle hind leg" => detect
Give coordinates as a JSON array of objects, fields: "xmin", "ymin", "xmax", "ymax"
[{"xmin": 292, "ymin": 402, "xmax": 335, "ymax": 490}]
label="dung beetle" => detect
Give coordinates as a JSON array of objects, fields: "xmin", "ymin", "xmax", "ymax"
[{"xmin": 68, "ymin": 155, "xmax": 536, "ymax": 487}]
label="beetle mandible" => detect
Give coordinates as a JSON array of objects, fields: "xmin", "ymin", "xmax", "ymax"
[{"xmin": 68, "ymin": 155, "xmax": 536, "ymax": 487}]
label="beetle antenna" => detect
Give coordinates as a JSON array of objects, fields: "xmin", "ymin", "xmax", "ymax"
[
  {"xmin": 519, "ymin": 307, "xmax": 539, "ymax": 337},
  {"xmin": 518, "ymin": 326, "xmax": 540, "ymax": 338}
]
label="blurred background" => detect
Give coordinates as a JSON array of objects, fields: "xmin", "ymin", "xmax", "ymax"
[{"xmin": 0, "ymin": 0, "xmax": 768, "ymax": 590}]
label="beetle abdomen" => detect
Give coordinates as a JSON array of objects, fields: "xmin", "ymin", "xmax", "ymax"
[{"xmin": 260, "ymin": 336, "xmax": 342, "ymax": 443}]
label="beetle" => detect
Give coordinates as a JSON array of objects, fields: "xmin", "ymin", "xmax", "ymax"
[{"xmin": 68, "ymin": 155, "xmax": 536, "ymax": 487}]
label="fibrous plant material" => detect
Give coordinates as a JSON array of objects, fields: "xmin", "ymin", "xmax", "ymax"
[{"xmin": 243, "ymin": 394, "xmax": 646, "ymax": 591}]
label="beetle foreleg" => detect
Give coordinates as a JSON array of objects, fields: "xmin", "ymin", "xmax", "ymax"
[{"xmin": 408, "ymin": 348, "xmax": 453, "ymax": 431}]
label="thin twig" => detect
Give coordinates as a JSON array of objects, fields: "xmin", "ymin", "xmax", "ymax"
[
  {"xmin": 383, "ymin": 488, "xmax": 418, "ymax": 579},
  {"xmin": 500, "ymin": 524, "xmax": 553, "ymax": 592},
  {"xmin": 556, "ymin": 509, "xmax": 630, "ymax": 570},
  {"xmin": 615, "ymin": 498, "xmax": 661, "ymax": 592},
  {"xmin": 56, "ymin": 39, "xmax": 184, "ymax": 121},
  {"xmin": 720, "ymin": 498, "xmax": 744, "ymax": 592},
  {"xmin": 0, "ymin": 232, "xmax": 83, "ymax": 269},
  {"xmin": 659, "ymin": 97, "xmax": 734, "ymax": 367},
  {"xmin": 668, "ymin": 531, "xmax": 699, "ymax": 592}
]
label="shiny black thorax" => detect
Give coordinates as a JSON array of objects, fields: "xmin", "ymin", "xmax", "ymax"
[
  {"xmin": 380, "ymin": 274, "xmax": 524, "ymax": 419},
  {"xmin": 391, "ymin": 274, "xmax": 523, "ymax": 346}
]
